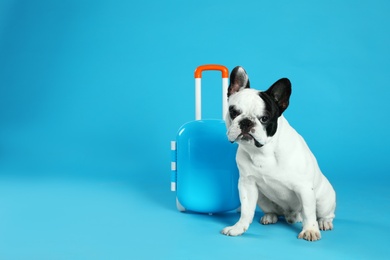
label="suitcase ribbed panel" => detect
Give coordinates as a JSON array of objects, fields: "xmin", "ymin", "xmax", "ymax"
[{"xmin": 170, "ymin": 141, "xmax": 177, "ymax": 191}]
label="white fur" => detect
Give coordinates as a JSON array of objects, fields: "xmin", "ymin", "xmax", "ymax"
[{"xmin": 221, "ymin": 89, "xmax": 336, "ymax": 242}]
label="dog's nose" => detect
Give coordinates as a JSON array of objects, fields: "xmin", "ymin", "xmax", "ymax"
[{"xmin": 239, "ymin": 118, "xmax": 254, "ymax": 133}]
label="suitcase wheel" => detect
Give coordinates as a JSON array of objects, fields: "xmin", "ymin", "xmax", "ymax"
[{"xmin": 176, "ymin": 197, "xmax": 186, "ymax": 212}]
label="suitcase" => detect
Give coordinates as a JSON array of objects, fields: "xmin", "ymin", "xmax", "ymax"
[{"xmin": 170, "ymin": 64, "xmax": 240, "ymax": 214}]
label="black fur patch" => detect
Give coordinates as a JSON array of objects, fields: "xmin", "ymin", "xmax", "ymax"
[
  {"xmin": 259, "ymin": 92, "xmax": 280, "ymax": 137},
  {"xmin": 265, "ymin": 78, "xmax": 291, "ymax": 115},
  {"xmin": 229, "ymin": 105, "xmax": 241, "ymax": 120}
]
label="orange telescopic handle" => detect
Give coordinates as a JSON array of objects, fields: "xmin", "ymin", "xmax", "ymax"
[
  {"xmin": 194, "ymin": 64, "xmax": 229, "ymax": 78},
  {"xmin": 194, "ymin": 64, "xmax": 229, "ymax": 120}
]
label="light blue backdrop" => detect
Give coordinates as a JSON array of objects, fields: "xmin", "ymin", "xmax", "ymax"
[{"xmin": 0, "ymin": 0, "xmax": 389, "ymax": 259}]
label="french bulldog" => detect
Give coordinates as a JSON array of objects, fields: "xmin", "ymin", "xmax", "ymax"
[{"xmin": 221, "ymin": 66, "xmax": 336, "ymax": 241}]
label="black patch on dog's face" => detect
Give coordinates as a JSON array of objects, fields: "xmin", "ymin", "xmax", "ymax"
[
  {"xmin": 229, "ymin": 105, "xmax": 241, "ymax": 120},
  {"xmin": 259, "ymin": 92, "xmax": 280, "ymax": 137}
]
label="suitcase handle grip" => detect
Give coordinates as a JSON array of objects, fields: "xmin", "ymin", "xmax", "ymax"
[
  {"xmin": 194, "ymin": 65, "xmax": 229, "ymax": 79},
  {"xmin": 194, "ymin": 64, "xmax": 229, "ymax": 120}
]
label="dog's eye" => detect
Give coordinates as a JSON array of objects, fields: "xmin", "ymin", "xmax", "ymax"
[
  {"xmin": 259, "ymin": 116, "xmax": 269, "ymax": 123},
  {"xmin": 229, "ymin": 106, "xmax": 241, "ymax": 120}
]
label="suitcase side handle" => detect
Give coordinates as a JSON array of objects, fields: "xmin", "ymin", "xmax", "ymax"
[{"xmin": 194, "ymin": 64, "xmax": 229, "ymax": 120}]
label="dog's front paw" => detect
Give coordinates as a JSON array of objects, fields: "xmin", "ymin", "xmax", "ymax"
[
  {"xmin": 298, "ymin": 228, "xmax": 321, "ymax": 241},
  {"xmin": 221, "ymin": 223, "xmax": 248, "ymax": 236},
  {"xmin": 260, "ymin": 213, "xmax": 278, "ymax": 225}
]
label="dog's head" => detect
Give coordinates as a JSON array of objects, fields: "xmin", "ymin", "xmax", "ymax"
[{"xmin": 225, "ymin": 66, "xmax": 292, "ymax": 148}]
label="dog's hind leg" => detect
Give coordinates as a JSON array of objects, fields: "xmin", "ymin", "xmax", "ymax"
[
  {"xmin": 317, "ymin": 202, "xmax": 335, "ymax": 231},
  {"xmin": 318, "ymin": 218, "xmax": 334, "ymax": 231},
  {"xmin": 316, "ymin": 182, "xmax": 336, "ymax": 231},
  {"xmin": 257, "ymin": 191, "xmax": 282, "ymax": 225},
  {"xmin": 285, "ymin": 211, "xmax": 302, "ymax": 224},
  {"xmin": 260, "ymin": 213, "xmax": 278, "ymax": 225}
]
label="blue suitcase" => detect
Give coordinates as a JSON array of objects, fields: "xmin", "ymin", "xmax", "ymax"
[{"xmin": 170, "ymin": 65, "xmax": 240, "ymax": 214}]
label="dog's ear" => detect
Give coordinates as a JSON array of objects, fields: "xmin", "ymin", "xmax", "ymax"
[
  {"xmin": 265, "ymin": 78, "xmax": 292, "ymax": 115},
  {"xmin": 227, "ymin": 66, "xmax": 250, "ymax": 97}
]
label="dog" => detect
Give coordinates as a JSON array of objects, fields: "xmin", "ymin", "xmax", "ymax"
[{"xmin": 221, "ymin": 66, "xmax": 336, "ymax": 241}]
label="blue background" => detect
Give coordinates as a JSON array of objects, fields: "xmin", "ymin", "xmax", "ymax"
[{"xmin": 0, "ymin": 0, "xmax": 389, "ymax": 259}]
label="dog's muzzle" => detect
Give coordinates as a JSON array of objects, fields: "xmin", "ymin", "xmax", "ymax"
[
  {"xmin": 236, "ymin": 118, "xmax": 263, "ymax": 148},
  {"xmin": 230, "ymin": 133, "xmax": 263, "ymax": 148}
]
